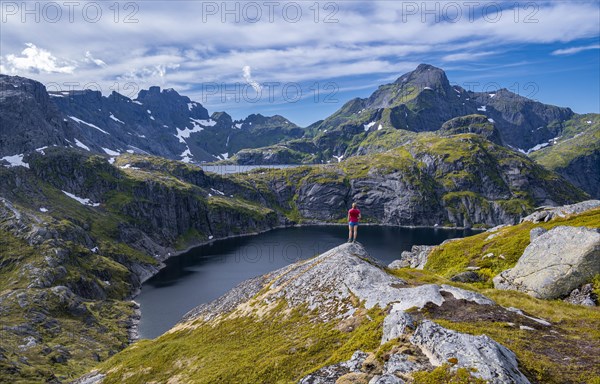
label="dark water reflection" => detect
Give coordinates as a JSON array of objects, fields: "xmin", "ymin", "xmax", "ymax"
[{"xmin": 137, "ymin": 225, "xmax": 475, "ymax": 339}]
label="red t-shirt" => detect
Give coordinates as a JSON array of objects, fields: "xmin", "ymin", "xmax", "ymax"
[{"xmin": 348, "ymin": 208, "xmax": 361, "ymax": 223}]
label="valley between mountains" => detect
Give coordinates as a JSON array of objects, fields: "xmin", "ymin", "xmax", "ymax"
[{"xmin": 0, "ymin": 64, "xmax": 598, "ymax": 383}]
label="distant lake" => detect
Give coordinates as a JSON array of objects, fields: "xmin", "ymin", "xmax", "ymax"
[
  {"xmin": 200, "ymin": 164, "xmax": 302, "ymax": 174},
  {"xmin": 136, "ymin": 225, "xmax": 476, "ymax": 339}
]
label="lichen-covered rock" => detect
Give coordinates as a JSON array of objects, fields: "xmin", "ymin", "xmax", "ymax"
[
  {"xmin": 383, "ymin": 353, "xmax": 428, "ymax": 375},
  {"xmin": 564, "ymin": 284, "xmax": 598, "ymax": 306},
  {"xmin": 529, "ymin": 227, "xmax": 547, "ymax": 241},
  {"xmin": 368, "ymin": 374, "xmax": 405, "ymax": 384},
  {"xmin": 381, "ymin": 310, "xmax": 415, "ymax": 343},
  {"xmin": 410, "ymin": 320, "xmax": 531, "ymax": 384},
  {"xmin": 298, "ymin": 350, "xmax": 368, "ymax": 384},
  {"xmin": 184, "ymin": 243, "xmax": 495, "ymax": 325},
  {"xmin": 69, "ymin": 371, "xmax": 106, "ymax": 384},
  {"xmin": 388, "ymin": 245, "xmax": 434, "ymax": 270},
  {"xmin": 493, "ymin": 226, "xmax": 600, "ymax": 299}
]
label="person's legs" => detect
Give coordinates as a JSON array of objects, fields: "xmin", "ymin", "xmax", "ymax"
[
  {"xmin": 348, "ymin": 224, "xmax": 352, "ymax": 242},
  {"xmin": 353, "ymin": 225, "xmax": 358, "ymax": 242}
]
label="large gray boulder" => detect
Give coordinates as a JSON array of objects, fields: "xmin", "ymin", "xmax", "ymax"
[
  {"xmin": 410, "ymin": 320, "xmax": 531, "ymax": 384},
  {"xmin": 493, "ymin": 226, "xmax": 600, "ymax": 299}
]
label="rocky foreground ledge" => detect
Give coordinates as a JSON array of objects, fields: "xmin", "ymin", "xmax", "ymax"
[{"xmin": 75, "ymin": 242, "xmax": 570, "ymax": 383}]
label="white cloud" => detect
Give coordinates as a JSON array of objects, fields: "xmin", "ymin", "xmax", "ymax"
[
  {"xmin": 242, "ymin": 65, "xmax": 262, "ymax": 93},
  {"xmin": 0, "ymin": 1, "xmax": 598, "ymax": 120},
  {"xmin": 117, "ymin": 63, "xmax": 181, "ymax": 85},
  {"xmin": 552, "ymin": 44, "xmax": 600, "ymax": 56},
  {"xmin": 3, "ymin": 43, "xmax": 75, "ymax": 74},
  {"xmin": 442, "ymin": 51, "xmax": 497, "ymax": 62},
  {"xmin": 85, "ymin": 51, "xmax": 107, "ymax": 67}
]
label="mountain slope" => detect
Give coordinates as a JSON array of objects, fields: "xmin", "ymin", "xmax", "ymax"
[
  {"xmin": 80, "ymin": 242, "xmax": 600, "ymax": 384},
  {"xmin": 0, "ymin": 148, "xmax": 286, "ymax": 382},
  {"xmin": 530, "ymin": 113, "xmax": 600, "ymax": 198},
  {"xmin": 232, "ymin": 133, "xmax": 587, "ymax": 228}
]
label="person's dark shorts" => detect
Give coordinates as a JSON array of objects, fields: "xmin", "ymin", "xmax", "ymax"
[{"xmin": 349, "ymin": 221, "xmax": 359, "ymax": 227}]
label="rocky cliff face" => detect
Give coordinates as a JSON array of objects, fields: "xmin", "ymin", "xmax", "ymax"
[
  {"xmin": 0, "ymin": 75, "xmax": 77, "ymax": 156},
  {"xmin": 241, "ymin": 133, "xmax": 588, "ymax": 228}
]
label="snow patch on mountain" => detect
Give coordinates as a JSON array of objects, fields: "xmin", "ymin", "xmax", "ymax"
[
  {"xmin": 74, "ymin": 139, "xmax": 90, "ymax": 151},
  {"xmin": 69, "ymin": 116, "xmax": 109, "ymax": 134},
  {"xmin": 518, "ymin": 142, "xmax": 551, "ymax": 155},
  {"xmin": 102, "ymin": 148, "xmax": 120, "ymax": 156},
  {"xmin": 192, "ymin": 118, "xmax": 216, "ymax": 127},
  {"xmin": 181, "ymin": 148, "xmax": 193, "ymax": 163},
  {"xmin": 1, "ymin": 154, "xmax": 29, "ymax": 168},
  {"xmin": 62, "ymin": 190, "xmax": 100, "ymax": 207},
  {"xmin": 176, "ymin": 125, "xmax": 203, "ymax": 144},
  {"xmin": 109, "ymin": 113, "xmax": 124, "ymax": 124},
  {"xmin": 364, "ymin": 121, "xmax": 376, "ymax": 131}
]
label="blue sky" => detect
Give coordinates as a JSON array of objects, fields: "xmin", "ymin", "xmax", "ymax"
[{"xmin": 1, "ymin": 1, "xmax": 598, "ymax": 126}]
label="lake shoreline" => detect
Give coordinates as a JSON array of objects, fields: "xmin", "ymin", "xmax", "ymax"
[{"xmin": 128, "ymin": 222, "xmax": 482, "ymax": 341}]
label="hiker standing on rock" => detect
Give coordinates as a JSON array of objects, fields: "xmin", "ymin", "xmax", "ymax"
[{"xmin": 347, "ymin": 203, "xmax": 361, "ymax": 243}]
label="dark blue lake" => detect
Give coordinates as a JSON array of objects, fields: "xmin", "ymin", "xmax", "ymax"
[{"xmin": 137, "ymin": 225, "xmax": 476, "ymax": 339}]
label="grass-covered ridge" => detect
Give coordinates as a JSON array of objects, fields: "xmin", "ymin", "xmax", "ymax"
[
  {"xmin": 530, "ymin": 114, "xmax": 600, "ymax": 170},
  {"xmin": 424, "ymin": 207, "xmax": 600, "ymax": 281},
  {"xmin": 98, "ymin": 303, "xmax": 386, "ymax": 384}
]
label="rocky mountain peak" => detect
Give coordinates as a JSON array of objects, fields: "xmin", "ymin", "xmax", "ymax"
[
  {"xmin": 210, "ymin": 111, "xmax": 233, "ymax": 126},
  {"xmin": 0, "ymin": 75, "xmax": 75, "ymax": 156},
  {"xmin": 395, "ymin": 63, "xmax": 451, "ymax": 90}
]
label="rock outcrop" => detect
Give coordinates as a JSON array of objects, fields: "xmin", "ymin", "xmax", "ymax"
[
  {"xmin": 388, "ymin": 245, "xmax": 435, "ymax": 270},
  {"xmin": 493, "ymin": 226, "xmax": 600, "ymax": 299},
  {"xmin": 521, "ymin": 200, "xmax": 600, "ymax": 223},
  {"xmin": 183, "ymin": 243, "xmax": 494, "ymax": 323},
  {"xmin": 0, "ymin": 75, "xmax": 77, "ymax": 156},
  {"xmin": 564, "ymin": 284, "xmax": 598, "ymax": 307},
  {"xmin": 410, "ymin": 320, "xmax": 530, "ymax": 384},
  {"xmin": 438, "ymin": 114, "xmax": 503, "ymax": 145},
  {"xmin": 178, "ymin": 243, "xmax": 530, "ymax": 384}
]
